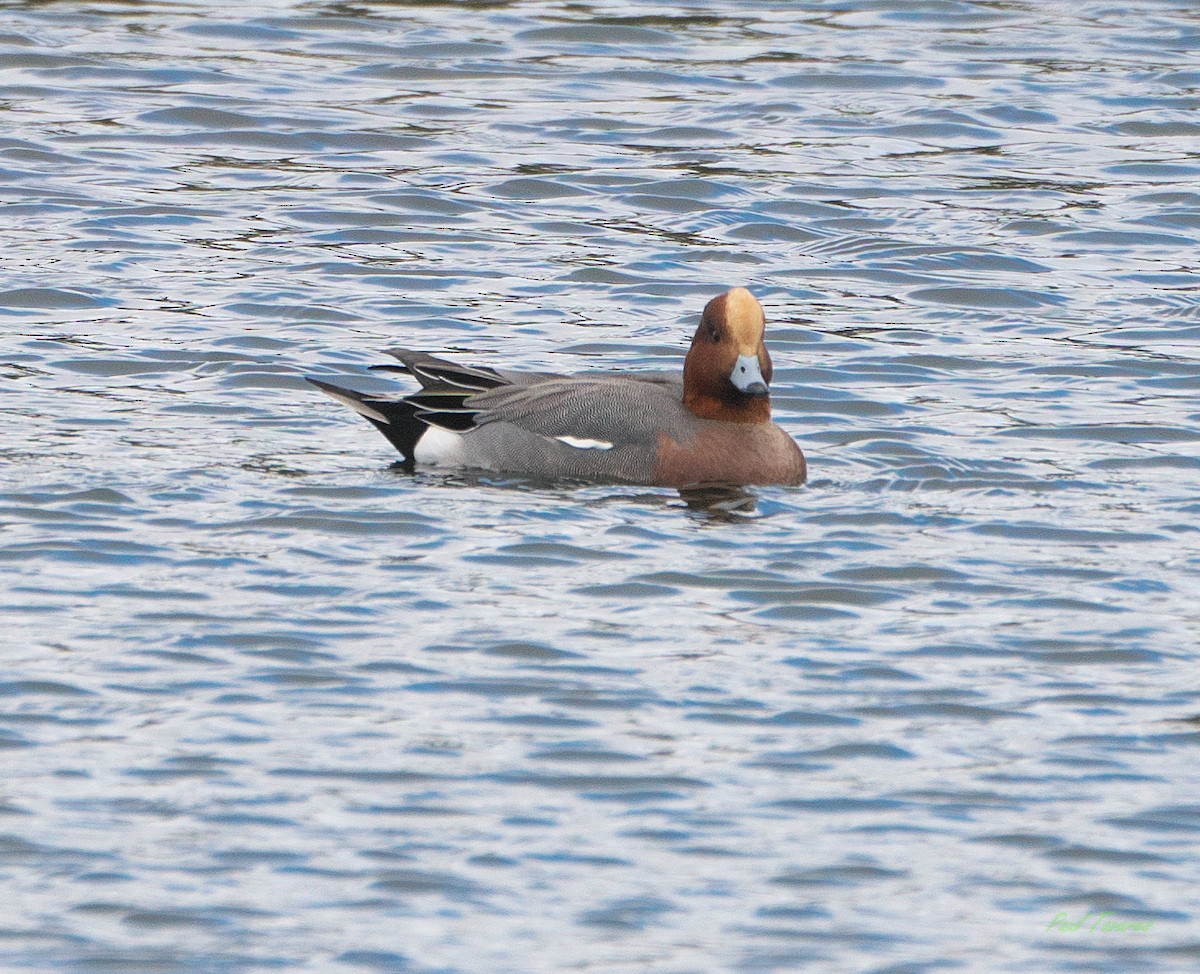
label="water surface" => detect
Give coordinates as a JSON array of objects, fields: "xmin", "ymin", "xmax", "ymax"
[{"xmin": 2, "ymin": 1, "xmax": 1199, "ymax": 972}]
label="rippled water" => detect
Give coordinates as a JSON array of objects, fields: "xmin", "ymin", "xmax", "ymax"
[{"xmin": 3, "ymin": 1, "xmax": 1199, "ymax": 971}]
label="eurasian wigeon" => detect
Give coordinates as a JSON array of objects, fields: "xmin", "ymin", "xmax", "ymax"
[{"xmin": 308, "ymin": 287, "xmax": 807, "ymax": 487}]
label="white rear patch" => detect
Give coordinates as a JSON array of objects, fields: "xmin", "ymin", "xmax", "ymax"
[
  {"xmin": 414, "ymin": 425, "xmax": 465, "ymax": 464},
  {"xmin": 555, "ymin": 435, "xmax": 614, "ymax": 451}
]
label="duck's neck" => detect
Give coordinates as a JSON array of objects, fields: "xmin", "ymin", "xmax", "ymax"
[{"xmin": 683, "ymin": 389, "xmax": 772, "ymax": 424}]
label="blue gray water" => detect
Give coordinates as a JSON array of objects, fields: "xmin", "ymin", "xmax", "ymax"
[{"xmin": 2, "ymin": 1, "xmax": 1199, "ymax": 971}]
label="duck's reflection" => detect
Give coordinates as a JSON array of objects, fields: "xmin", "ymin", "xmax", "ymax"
[
  {"xmin": 390, "ymin": 465, "xmax": 763, "ymax": 518},
  {"xmin": 676, "ymin": 483, "xmax": 758, "ymax": 516}
]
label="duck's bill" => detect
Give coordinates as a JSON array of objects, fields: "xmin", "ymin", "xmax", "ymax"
[{"xmin": 731, "ymin": 354, "xmax": 768, "ymax": 396}]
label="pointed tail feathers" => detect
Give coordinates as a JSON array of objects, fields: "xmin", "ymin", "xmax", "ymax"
[{"xmin": 306, "ymin": 377, "xmax": 426, "ymax": 461}]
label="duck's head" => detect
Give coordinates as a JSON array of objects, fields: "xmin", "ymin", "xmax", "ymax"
[{"xmin": 683, "ymin": 287, "xmax": 773, "ymax": 423}]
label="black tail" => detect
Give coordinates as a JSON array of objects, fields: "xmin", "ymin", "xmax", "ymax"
[
  {"xmin": 306, "ymin": 377, "xmax": 427, "ymax": 461},
  {"xmin": 366, "ymin": 349, "xmax": 516, "ymax": 434},
  {"xmin": 309, "ymin": 351, "xmax": 523, "ymax": 461}
]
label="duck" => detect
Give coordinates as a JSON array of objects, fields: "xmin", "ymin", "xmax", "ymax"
[{"xmin": 307, "ymin": 287, "xmax": 806, "ymax": 487}]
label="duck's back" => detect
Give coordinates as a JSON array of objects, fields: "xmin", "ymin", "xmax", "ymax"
[{"xmin": 460, "ymin": 373, "xmax": 687, "ymax": 483}]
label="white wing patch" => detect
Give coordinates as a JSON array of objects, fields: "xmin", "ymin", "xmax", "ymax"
[{"xmin": 554, "ymin": 435, "xmax": 614, "ymax": 451}]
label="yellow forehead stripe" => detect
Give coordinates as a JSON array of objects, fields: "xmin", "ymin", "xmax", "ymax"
[{"xmin": 723, "ymin": 287, "xmax": 765, "ymax": 353}]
